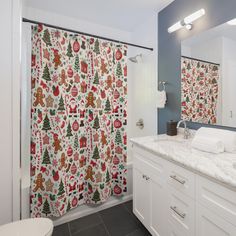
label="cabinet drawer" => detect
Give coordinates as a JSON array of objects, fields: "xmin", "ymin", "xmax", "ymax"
[
  {"xmin": 196, "ymin": 203, "xmax": 236, "ymax": 236},
  {"xmin": 196, "ymin": 175, "xmax": 236, "ymax": 227},
  {"xmin": 133, "ymin": 153, "xmax": 165, "ymax": 181},
  {"xmin": 167, "ymin": 161, "xmax": 195, "ymax": 199},
  {"xmin": 167, "ymin": 187, "xmax": 195, "ymax": 236}
]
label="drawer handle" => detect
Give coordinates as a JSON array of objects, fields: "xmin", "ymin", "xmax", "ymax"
[
  {"xmin": 170, "ymin": 206, "xmax": 186, "ymax": 219},
  {"xmin": 170, "ymin": 175, "xmax": 186, "ymax": 185}
]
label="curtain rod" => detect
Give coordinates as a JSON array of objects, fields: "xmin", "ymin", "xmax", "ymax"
[
  {"xmin": 181, "ymin": 56, "xmax": 220, "ymax": 66},
  {"xmin": 22, "ymin": 18, "xmax": 154, "ymax": 51}
]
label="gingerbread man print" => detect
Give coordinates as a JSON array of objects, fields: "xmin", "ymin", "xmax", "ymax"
[
  {"xmin": 33, "ymin": 173, "xmax": 45, "ymax": 192},
  {"xmin": 85, "ymin": 91, "xmax": 96, "ymax": 108},
  {"xmin": 85, "ymin": 165, "xmax": 95, "ymax": 182},
  {"xmin": 33, "ymin": 87, "xmax": 45, "ymax": 107}
]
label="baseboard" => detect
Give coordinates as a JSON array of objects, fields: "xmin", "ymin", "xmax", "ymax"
[{"xmin": 53, "ymin": 194, "xmax": 133, "ymax": 226}]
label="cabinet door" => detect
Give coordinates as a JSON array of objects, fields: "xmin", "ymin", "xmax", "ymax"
[
  {"xmin": 149, "ymin": 175, "xmax": 166, "ymax": 236},
  {"xmin": 196, "ymin": 204, "xmax": 236, "ymax": 236},
  {"xmin": 133, "ymin": 167, "xmax": 150, "ymax": 225}
]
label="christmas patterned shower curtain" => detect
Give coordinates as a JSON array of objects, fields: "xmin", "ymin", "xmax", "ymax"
[{"xmin": 30, "ymin": 25, "xmax": 127, "ymax": 218}]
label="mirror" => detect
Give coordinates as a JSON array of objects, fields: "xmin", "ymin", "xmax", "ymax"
[{"xmin": 181, "ymin": 18, "xmax": 236, "ymax": 128}]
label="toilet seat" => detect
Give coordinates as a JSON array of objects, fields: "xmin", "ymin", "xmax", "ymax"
[{"xmin": 0, "ymin": 218, "xmax": 53, "ymax": 236}]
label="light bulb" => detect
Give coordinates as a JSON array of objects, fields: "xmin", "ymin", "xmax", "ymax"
[
  {"xmin": 227, "ymin": 18, "xmax": 236, "ymax": 25},
  {"xmin": 168, "ymin": 21, "xmax": 183, "ymax": 33},
  {"xmin": 184, "ymin": 9, "xmax": 205, "ymax": 25}
]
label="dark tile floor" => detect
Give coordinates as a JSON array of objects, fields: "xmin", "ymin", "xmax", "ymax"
[{"xmin": 52, "ymin": 201, "xmax": 151, "ymax": 236}]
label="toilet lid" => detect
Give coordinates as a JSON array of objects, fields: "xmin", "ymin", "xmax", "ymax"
[{"xmin": 0, "ymin": 218, "xmax": 53, "ymax": 236}]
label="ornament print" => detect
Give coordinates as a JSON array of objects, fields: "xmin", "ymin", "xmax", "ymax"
[
  {"xmin": 181, "ymin": 57, "xmax": 219, "ymax": 124},
  {"xmin": 31, "ymin": 25, "xmax": 128, "ymax": 218}
]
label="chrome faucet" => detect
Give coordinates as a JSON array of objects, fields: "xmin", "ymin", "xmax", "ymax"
[{"xmin": 176, "ymin": 120, "xmax": 190, "ymax": 139}]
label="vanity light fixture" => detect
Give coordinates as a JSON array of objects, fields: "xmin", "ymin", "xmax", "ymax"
[
  {"xmin": 168, "ymin": 9, "xmax": 205, "ymax": 33},
  {"xmin": 227, "ymin": 18, "xmax": 236, "ymax": 25}
]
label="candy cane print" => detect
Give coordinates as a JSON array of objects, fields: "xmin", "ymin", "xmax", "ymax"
[
  {"xmin": 103, "ymin": 50, "xmax": 111, "ymax": 67},
  {"xmin": 86, "ymin": 126, "xmax": 93, "ymax": 155},
  {"xmin": 64, "ymin": 94, "xmax": 69, "ymax": 116},
  {"xmin": 65, "ymin": 175, "xmax": 69, "ymax": 195},
  {"xmin": 87, "ymin": 51, "xmax": 94, "ymax": 76},
  {"xmin": 55, "ymin": 126, "xmax": 62, "ymax": 136},
  {"xmin": 56, "ymin": 41, "xmax": 62, "ymax": 51}
]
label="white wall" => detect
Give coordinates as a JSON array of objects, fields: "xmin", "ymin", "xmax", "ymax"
[
  {"xmin": 0, "ymin": 0, "xmax": 13, "ymax": 225},
  {"xmin": 0, "ymin": 0, "xmax": 21, "ymax": 225},
  {"xmin": 128, "ymin": 13, "xmax": 158, "ymax": 142},
  {"xmin": 23, "ymin": 7, "xmax": 131, "ymax": 43}
]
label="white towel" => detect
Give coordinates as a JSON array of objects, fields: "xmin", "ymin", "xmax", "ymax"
[
  {"xmin": 191, "ymin": 135, "xmax": 224, "ymax": 154},
  {"xmin": 195, "ymin": 127, "xmax": 236, "ymax": 152},
  {"xmin": 157, "ymin": 90, "xmax": 167, "ymax": 108}
]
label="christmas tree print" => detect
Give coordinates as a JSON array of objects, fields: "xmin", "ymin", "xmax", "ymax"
[
  {"xmin": 74, "ymin": 55, "xmax": 80, "ymax": 72},
  {"xmin": 104, "ymin": 98, "xmax": 111, "ymax": 113},
  {"xmin": 42, "ymin": 114, "xmax": 51, "ymax": 132},
  {"xmin": 58, "ymin": 180, "xmax": 65, "ymax": 196},
  {"xmin": 92, "ymin": 145, "xmax": 100, "ymax": 159},
  {"xmin": 42, "ymin": 64, "xmax": 51, "ymax": 81},
  {"xmin": 58, "ymin": 96, "xmax": 65, "ymax": 111},
  {"xmin": 115, "ymin": 130, "xmax": 122, "ymax": 145},
  {"xmin": 93, "ymin": 115, "xmax": 100, "ymax": 130},
  {"xmin": 67, "ymin": 41, "xmax": 73, "ymax": 58},
  {"xmin": 42, "ymin": 199, "xmax": 51, "ymax": 216},
  {"xmin": 42, "ymin": 147, "xmax": 50, "ymax": 164},
  {"xmin": 187, "ymin": 63, "xmax": 191, "ymax": 70},
  {"xmin": 116, "ymin": 62, "xmax": 122, "ymax": 77},
  {"xmin": 106, "ymin": 170, "xmax": 110, "ymax": 183},
  {"xmin": 92, "ymin": 189, "xmax": 101, "ymax": 203},
  {"xmin": 67, "ymin": 201, "xmax": 71, "ymax": 212},
  {"xmin": 94, "ymin": 39, "xmax": 100, "ymax": 55},
  {"xmin": 74, "ymin": 133, "xmax": 79, "ymax": 150},
  {"xmin": 93, "ymin": 71, "xmax": 99, "ymax": 85},
  {"xmin": 111, "ymin": 123, "xmax": 114, "ymax": 133},
  {"xmin": 66, "ymin": 122, "xmax": 73, "ymax": 138},
  {"xmin": 42, "ymin": 29, "xmax": 52, "ymax": 46}
]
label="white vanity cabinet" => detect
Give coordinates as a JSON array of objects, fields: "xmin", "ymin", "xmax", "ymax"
[
  {"xmin": 133, "ymin": 148, "xmax": 167, "ymax": 236},
  {"xmin": 132, "ymin": 145, "xmax": 236, "ymax": 236}
]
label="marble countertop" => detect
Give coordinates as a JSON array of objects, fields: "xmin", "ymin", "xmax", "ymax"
[{"xmin": 130, "ymin": 134, "xmax": 236, "ymax": 189}]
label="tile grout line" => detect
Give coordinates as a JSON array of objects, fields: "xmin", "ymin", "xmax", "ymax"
[
  {"xmin": 122, "ymin": 202, "xmax": 135, "ymax": 218},
  {"xmin": 67, "ymin": 222, "xmax": 72, "ymax": 236},
  {"xmin": 67, "ymin": 213, "xmax": 102, "ymax": 235},
  {"xmin": 98, "ymin": 212, "xmax": 111, "ymax": 236}
]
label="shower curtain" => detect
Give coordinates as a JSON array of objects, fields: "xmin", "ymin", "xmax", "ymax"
[
  {"xmin": 181, "ymin": 57, "xmax": 219, "ymax": 124},
  {"xmin": 30, "ymin": 25, "xmax": 127, "ymax": 217}
]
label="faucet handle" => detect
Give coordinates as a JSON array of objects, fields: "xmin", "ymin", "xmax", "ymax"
[{"xmin": 184, "ymin": 128, "xmax": 190, "ymax": 139}]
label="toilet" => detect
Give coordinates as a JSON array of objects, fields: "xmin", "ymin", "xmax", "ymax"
[{"xmin": 0, "ymin": 218, "xmax": 53, "ymax": 236}]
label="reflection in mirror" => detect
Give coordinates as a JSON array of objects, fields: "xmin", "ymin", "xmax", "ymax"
[{"xmin": 181, "ymin": 18, "xmax": 236, "ymax": 128}]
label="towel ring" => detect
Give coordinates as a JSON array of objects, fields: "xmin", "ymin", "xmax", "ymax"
[{"xmin": 159, "ymin": 81, "xmax": 166, "ymax": 91}]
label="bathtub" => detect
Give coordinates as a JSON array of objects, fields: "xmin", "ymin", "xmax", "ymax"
[{"xmin": 21, "ymin": 162, "xmax": 133, "ymax": 226}]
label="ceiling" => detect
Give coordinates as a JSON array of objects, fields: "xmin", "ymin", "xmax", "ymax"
[{"xmin": 23, "ymin": 0, "xmax": 174, "ymax": 31}]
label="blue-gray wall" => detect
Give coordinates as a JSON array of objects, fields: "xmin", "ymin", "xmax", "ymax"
[{"xmin": 158, "ymin": 0, "xmax": 236, "ymax": 134}]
